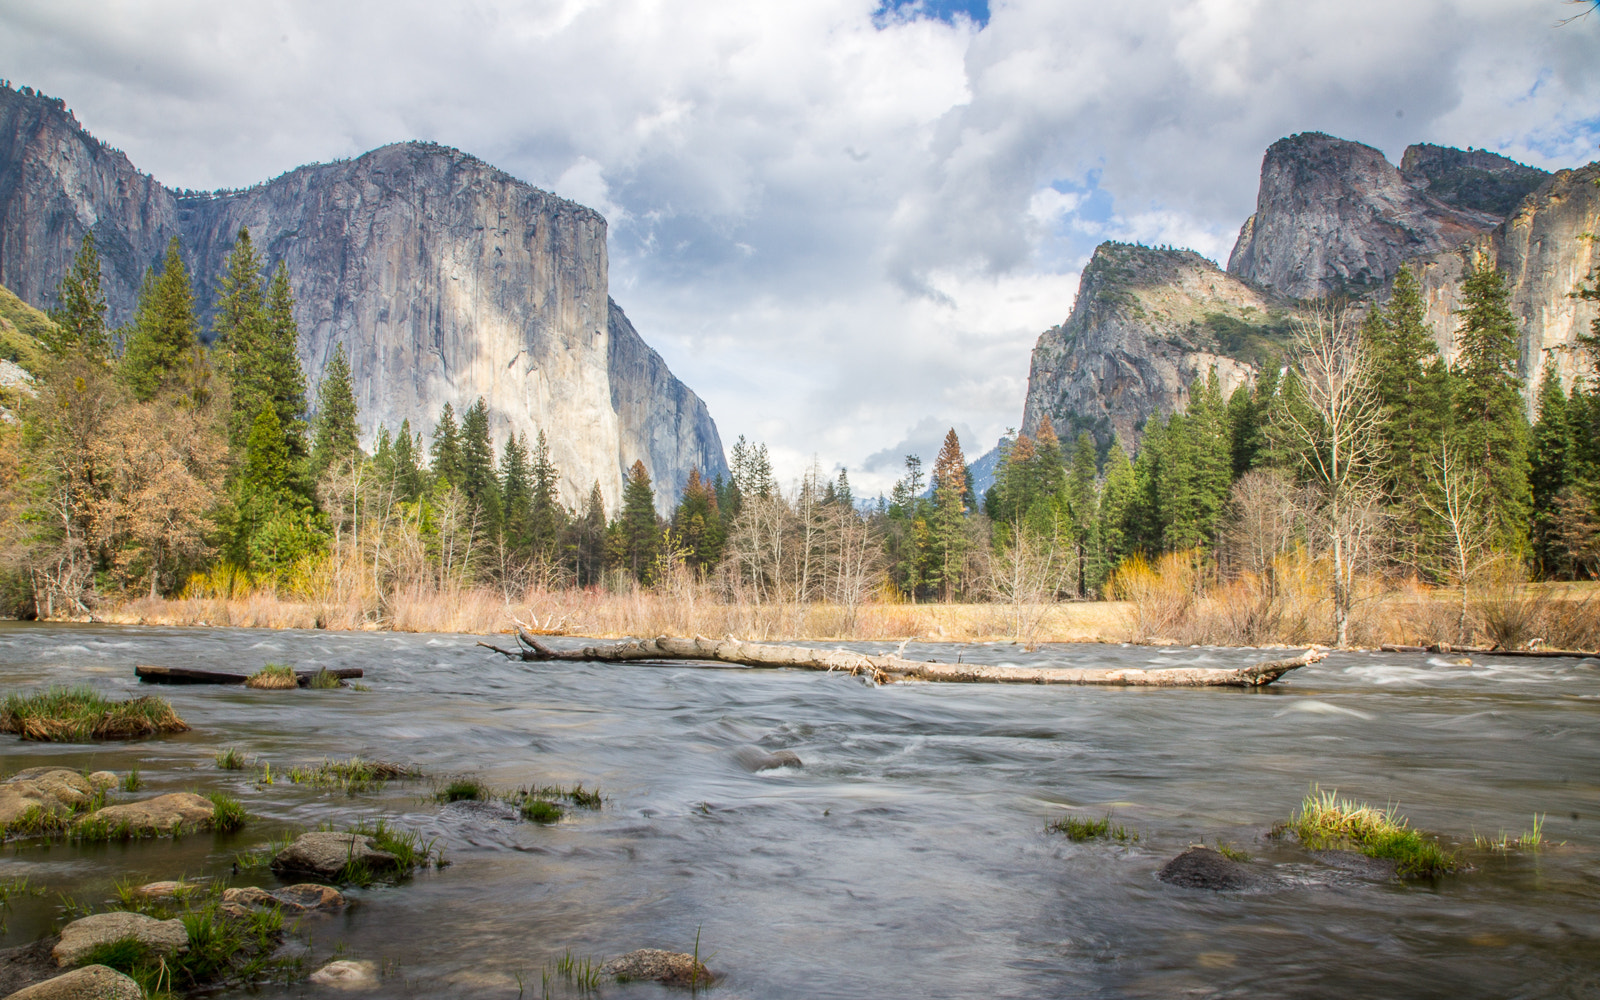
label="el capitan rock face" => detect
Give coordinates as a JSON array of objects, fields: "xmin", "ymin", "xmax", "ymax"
[
  {"xmin": 1226, "ymin": 132, "xmax": 1512, "ymax": 300},
  {"xmin": 0, "ymin": 83, "xmax": 725, "ymax": 509}
]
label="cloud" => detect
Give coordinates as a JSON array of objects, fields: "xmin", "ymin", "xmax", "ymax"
[{"xmin": 1, "ymin": 0, "xmax": 1595, "ymax": 498}]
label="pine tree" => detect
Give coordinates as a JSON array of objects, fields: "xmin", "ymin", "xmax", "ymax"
[
  {"xmin": 672, "ymin": 468, "xmax": 725, "ymax": 576},
  {"xmin": 573, "ymin": 481, "xmax": 607, "ymax": 586},
  {"xmin": 311, "ymin": 343, "xmax": 360, "ymax": 476},
  {"xmin": 928, "ymin": 428, "xmax": 969, "ymax": 600},
  {"xmin": 213, "ymin": 229, "xmax": 269, "ymax": 448},
  {"xmin": 1094, "ymin": 442, "xmax": 1137, "ymax": 588},
  {"xmin": 529, "ymin": 430, "xmax": 565, "ymax": 560},
  {"xmin": 227, "ymin": 404, "xmax": 325, "ymax": 575},
  {"xmin": 1066, "ymin": 431, "xmax": 1099, "ymax": 596},
  {"xmin": 619, "ymin": 460, "xmax": 660, "ymax": 583},
  {"xmin": 1453, "ymin": 260, "xmax": 1533, "ymax": 551},
  {"xmin": 1530, "ymin": 368, "xmax": 1575, "ymax": 576},
  {"xmin": 499, "ymin": 432, "xmax": 532, "ymax": 558},
  {"xmin": 121, "ymin": 238, "xmax": 202, "ymax": 403},
  {"xmin": 393, "ymin": 419, "xmax": 425, "ymax": 502},
  {"xmin": 1227, "ymin": 367, "xmax": 1278, "ymax": 477},
  {"xmin": 262, "ymin": 263, "xmax": 309, "ymax": 457},
  {"xmin": 430, "ymin": 403, "xmax": 463, "ymax": 487},
  {"xmin": 459, "ymin": 398, "xmax": 501, "ymax": 532},
  {"xmin": 47, "ymin": 231, "xmax": 109, "ymax": 360}
]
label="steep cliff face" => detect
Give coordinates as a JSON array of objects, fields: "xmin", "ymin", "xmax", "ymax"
[
  {"xmin": 1399, "ymin": 143, "xmax": 1551, "ymax": 219},
  {"xmin": 1227, "ymin": 132, "xmax": 1505, "ymax": 299},
  {"xmin": 1022, "ymin": 243, "xmax": 1280, "ymax": 448},
  {"xmin": 0, "ymin": 83, "xmax": 727, "ymax": 510},
  {"xmin": 1410, "ymin": 161, "xmax": 1600, "ymax": 395}
]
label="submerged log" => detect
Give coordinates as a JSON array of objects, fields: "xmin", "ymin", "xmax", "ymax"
[
  {"xmin": 1378, "ymin": 644, "xmax": 1597, "ymax": 658},
  {"xmin": 135, "ymin": 665, "xmax": 363, "ymax": 686},
  {"xmin": 479, "ymin": 631, "xmax": 1325, "ymax": 687}
]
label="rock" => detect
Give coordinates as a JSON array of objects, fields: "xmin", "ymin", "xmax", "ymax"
[
  {"xmin": 0, "ymin": 84, "xmax": 728, "ymax": 513},
  {"xmin": 308, "ymin": 960, "xmax": 379, "ymax": 991},
  {"xmin": 0, "ymin": 938, "xmax": 59, "ymax": 998},
  {"xmin": 222, "ymin": 883, "xmax": 345, "ymax": 912},
  {"xmin": 733, "ymin": 747, "xmax": 803, "ymax": 772},
  {"xmin": 271, "ymin": 884, "xmax": 346, "ymax": 911},
  {"xmin": 1400, "ymin": 143, "xmax": 1552, "ymax": 223},
  {"xmin": 1157, "ymin": 847, "xmax": 1257, "ymax": 891},
  {"xmin": 84, "ymin": 773, "xmax": 117, "ymax": 792},
  {"xmin": 4, "ymin": 770, "xmax": 94, "ymax": 808},
  {"xmin": 271, "ymin": 832, "xmax": 399, "ymax": 881},
  {"xmin": 3, "ymin": 964, "xmax": 143, "ymax": 1000},
  {"xmin": 52, "ymin": 912, "xmax": 188, "ymax": 967},
  {"xmin": 73, "ymin": 793, "xmax": 214, "ymax": 835},
  {"xmin": 129, "ymin": 881, "xmax": 188, "ymax": 901},
  {"xmin": 601, "ymin": 949, "xmax": 713, "ymax": 987},
  {"xmin": 0, "ymin": 784, "xmax": 56, "ymax": 828}
]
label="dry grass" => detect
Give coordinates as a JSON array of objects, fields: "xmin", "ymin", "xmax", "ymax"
[
  {"xmin": 1, "ymin": 687, "xmax": 189, "ymax": 741},
  {"xmin": 244, "ymin": 663, "xmax": 298, "ymax": 689}
]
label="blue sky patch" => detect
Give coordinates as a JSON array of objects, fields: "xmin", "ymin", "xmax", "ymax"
[{"xmin": 873, "ymin": 0, "xmax": 989, "ymax": 29}]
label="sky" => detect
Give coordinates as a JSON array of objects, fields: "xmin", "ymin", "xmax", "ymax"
[{"xmin": 1, "ymin": 0, "xmax": 1597, "ymax": 497}]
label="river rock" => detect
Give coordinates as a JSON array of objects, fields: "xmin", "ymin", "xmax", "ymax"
[
  {"xmin": 73, "ymin": 793, "xmax": 214, "ymax": 835},
  {"xmin": 271, "ymin": 832, "xmax": 399, "ymax": 881},
  {"xmin": 308, "ymin": 960, "xmax": 379, "ymax": 990},
  {"xmin": 84, "ymin": 772, "xmax": 117, "ymax": 792},
  {"xmin": 1157, "ymin": 847, "xmax": 1256, "ymax": 891},
  {"xmin": 3, "ymin": 964, "xmax": 143, "ymax": 1000},
  {"xmin": 0, "ymin": 784, "xmax": 56, "ymax": 828},
  {"xmin": 52, "ymin": 912, "xmax": 188, "ymax": 967},
  {"xmin": 222, "ymin": 884, "xmax": 345, "ymax": 912},
  {"xmin": 732, "ymin": 747, "xmax": 803, "ymax": 772},
  {"xmin": 4, "ymin": 770, "xmax": 94, "ymax": 807},
  {"xmin": 601, "ymin": 949, "xmax": 713, "ymax": 986}
]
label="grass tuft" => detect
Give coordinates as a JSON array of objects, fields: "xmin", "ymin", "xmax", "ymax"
[
  {"xmin": 1047, "ymin": 813, "xmax": 1139, "ymax": 843},
  {"xmin": 520, "ymin": 799, "xmax": 562, "ymax": 824},
  {"xmin": 85, "ymin": 890, "xmax": 295, "ymax": 998},
  {"xmin": 1474, "ymin": 813, "xmax": 1551, "ymax": 852},
  {"xmin": 436, "ymin": 777, "xmax": 488, "ymax": 802},
  {"xmin": 121, "ymin": 767, "xmax": 143, "ymax": 791},
  {"xmin": 1213, "ymin": 840, "xmax": 1251, "ymax": 862},
  {"xmin": 215, "ymin": 747, "xmax": 247, "ymax": 770},
  {"xmin": 208, "ymin": 792, "xmax": 248, "ymax": 833},
  {"xmin": 244, "ymin": 664, "xmax": 298, "ymax": 690},
  {"xmin": 0, "ymin": 804, "xmax": 72, "ymax": 841},
  {"xmin": 306, "ymin": 668, "xmax": 344, "ymax": 689},
  {"xmin": 288, "ymin": 757, "xmax": 420, "ymax": 795},
  {"xmin": 343, "ymin": 817, "xmax": 448, "ymax": 882},
  {"xmin": 1281, "ymin": 786, "xmax": 1459, "ymax": 878},
  {"xmin": 0, "ymin": 686, "xmax": 188, "ymax": 741}
]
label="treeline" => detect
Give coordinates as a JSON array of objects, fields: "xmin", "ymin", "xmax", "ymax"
[{"xmin": 2, "ymin": 228, "xmax": 1596, "ymax": 636}]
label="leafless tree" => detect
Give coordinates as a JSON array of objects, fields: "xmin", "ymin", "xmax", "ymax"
[
  {"xmin": 1274, "ymin": 307, "xmax": 1387, "ymax": 646},
  {"xmin": 1420, "ymin": 437, "xmax": 1498, "ymax": 646}
]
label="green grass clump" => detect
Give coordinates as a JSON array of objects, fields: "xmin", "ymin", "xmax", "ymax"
[
  {"xmin": 0, "ymin": 804, "xmax": 72, "ymax": 841},
  {"xmin": 1282, "ymin": 787, "xmax": 1459, "ymax": 878},
  {"xmin": 1474, "ymin": 814, "xmax": 1549, "ymax": 852},
  {"xmin": 306, "ymin": 668, "xmax": 343, "ymax": 690},
  {"xmin": 1047, "ymin": 813, "xmax": 1138, "ymax": 843},
  {"xmin": 546, "ymin": 949, "xmax": 602, "ymax": 990},
  {"xmin": 215, "ymin": 747, "xmax": 247, "ymax": 770},
  {"xmin": 0, "ymin": 686, "xmax": 189, "ymax": 741},
  {"xmin": 83, "ymin": 893, "xmax": 293, "ymax": 998},
  {"xmin": 521, "ymin": 799, "xmax": 563, "ymax": 824},
  {"xmin": 244, "ymin": 664, "xmax": 298, "ymax": 690},
  {"xmin": 437, "ymin": 777, "xmax": 488, "ymax": 802},
  {"xmin": 121, "ymin": 767, "xmax": 143, "ymax": 791},
  {"xmin": 508, "ymin": 782, "xmax": 604, "ymax": 823},
  {"xmin": 288, "ymin": 757, "xmax": 419, "ymax": 795},
  {"xmin": 208, "ymin": 792, "xmax": 248, "ymax": 833},
  {"xmin": 331, "ymin": 818, "xmax": 447, "ymax": 884},
  {"xmin": 1213, "ymin": 841, "xmax": 1251, "ymax": 862}
]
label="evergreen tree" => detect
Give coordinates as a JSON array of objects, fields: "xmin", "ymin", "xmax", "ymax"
[
  {"xmin": 1530, "ymin": 367, "xmax": 1575, "ymax": 576},
  {"xmin": 311, "ymin": 343, "xmax": 360, "ymax": 476},
  {"xmin": 618, "ymin": 460, "xmax": 660, "ymax": 583},
  {"xmin": 47, "ymin": 231, "xmax": 109, "ymax": 360},
  {"xmin": 499, "ymin": 432, "xmax": 532, "ymax": 558},
  {"xmin": 213, "ymin": 229, "xmax": 268, "ymax": 449},
  {"xmin": 459, "ymin": 398, "xmax": 501, "ymax": 532},
  {"xmin": 121, "ymin": 238, "xmax": 204, "ymax": 404},
  {"xmin": 1094, "ymin": 442, "xmax": 1137, "ymax": 587},
  {"xmin": 672, "ymin": 468, "xmax": 725, "ymax": 576},
  {"xmin": 884, "ymin": 453, "xmax": 928, "ymax": 596},
  {"xmin": 1452, "ymin": 260, "xmax": 1533, "ymax": 550},
  {"xmin": 430, "ymin": 403, "xmax": 463, "ymax": 487},
  {"xmin": 529, "ymin": 430, "xmax": 565, "ymax": 559},
  {"xmin": 227, "ymin": 404, "xmax": 325, "ymax": 575},
  {"xmin": 262, "ymin": 263, "xmax": 309, "ymax": 457},
  {"xmin": 393, "ymin": 419, "xmax": 425, "ymax": 502},
  {"xmin": 1065, "ymin": 430, "xmax": 1099, "ymax": 596},
  {"xmin": 572, "ymin": 481, "xmax": 607, "ymax": 586},
  {"xmin": 1227, "ymin": 367, "xmax": 1278, "ymax": 477},
  {"xmin": 928, "ymin": 428, "xmax": 969, "ymax": 600}
]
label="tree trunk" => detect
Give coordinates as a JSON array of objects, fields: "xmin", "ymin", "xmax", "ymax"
[{"xmin": 481, "ymin": 630, "xmax": 1326, "ymax": 688}]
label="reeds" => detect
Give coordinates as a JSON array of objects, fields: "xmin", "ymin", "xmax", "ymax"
[
  {"xmin": 1047, "ymin": 813, "xmax": 1138, "ymax": 843},
  {"xmin": 1280, "ymin": 786, "xmax": 1458, "ymax": 877},
  {"xmin": 287, "ymin": 757, "xmax": 420, "ymax": 795},
  {"xmin": 0, "ymin": 686, "xmax": 188, "ymax": 741}
]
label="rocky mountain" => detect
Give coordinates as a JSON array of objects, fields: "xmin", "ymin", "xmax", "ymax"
[
  {"xmin": 1021, "ymin": 242, "xmax": 1283, "ymax": 447},
  {"xmin": 1022, "ymin": 131, "xmax": 1593, "ymax": 456},
  {"xmin": 0, "ymin": 82, "xmax": 726, "ymax": 510}
]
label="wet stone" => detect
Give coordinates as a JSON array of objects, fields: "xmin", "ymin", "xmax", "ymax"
[
  {"xmin": 74, "ymin": 792, "xmax": 214, "ymax": 834},
  {"xmin": 3, "ymin": 964, "xmax": 143, "ymax": 1000},
  {"xmin": 601, "ymin": 949, "xmax": 713, "ymax": 986},
  {"xmin": 733, "ymin": 747, "xmax": 803, "ymax": 772},
  {"xmin": 1158, "ymin": 847, "xmax": 1257, "ymax": 891},
  {"xmin": 271, "ymin": 832, "xmax": 399, "ymax": 881},
  {"xmin": 53, "ymin": 911, "xmax": 188, "ymax": 967},
  {"xmin": 308, "ymin": 959, "xmax": 379, "ymax": 990}
]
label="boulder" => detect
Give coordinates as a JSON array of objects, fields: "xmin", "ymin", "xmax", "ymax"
[
  {"xmin": 4, "ymin": 770, "xmax": 94, "ymax": 807},
  {"xmin": 52, "ymin": 912, "xmax": 188, "ymax": 967},
  {"xmin": 0, "ymin": 784, "xmax": 56, "ymax": 828},
  {"xmin": 308, "ymin": 959, "xmax": 379, "ymax": 990},
  {"xmin": 0, "ymin": 938, "xmax": 59, "ymax": 998},
  {"xmin": 1157, "ymin": 847, "xmax": 1257, "ymax": 891},
  {"xmin": 85, "ymin": 773, "xmax": 117, "ymax": 791},
  {"xmin": 73, "ymin": 793, "xmax": 214, "ymax": 835},
  {"xmin": 222, "ymin": 884, "xmax": 345, "ymax": 913},
  {"xmin": 601, "ymin": 949, "xmax": 713, "ymax": 986},
  {"xmin": 3, "ymin": 964, "xmax": 143, "ymax": 1000},
  {"xmin": 271, "ymin": 832, "xmax": 399, "ymax": 882},
  {"xmin": 732, "ymin": 747, "xmax": 803, "ymax": 772},
  {"xmin": 220, "ymin": 886, "xmax": 277, "ymax": 909}
]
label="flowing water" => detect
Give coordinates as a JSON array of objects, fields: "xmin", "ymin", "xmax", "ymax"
[{"xmin": 1, "ymin": 622, "xmax": 1598, "ymax": 999}]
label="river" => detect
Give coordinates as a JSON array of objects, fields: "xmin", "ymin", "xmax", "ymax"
[{"xmin": 1, "ymin": 622, "xmax": 1597, "ymax": 998}]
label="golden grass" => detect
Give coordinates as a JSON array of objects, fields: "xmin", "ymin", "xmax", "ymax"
[{"xmin": 1, "ymin": 687, "xmax": 189, "ymax": 741}]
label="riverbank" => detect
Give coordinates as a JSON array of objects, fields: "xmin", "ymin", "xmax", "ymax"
[{"xmin": 63, "ymin": 580, "xmax": 1600, "ymax": 653}]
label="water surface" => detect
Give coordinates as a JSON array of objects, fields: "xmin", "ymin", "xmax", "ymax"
[{"xmin": 1, "ymin": 623, "xmax": 1597, "ymax": 998}]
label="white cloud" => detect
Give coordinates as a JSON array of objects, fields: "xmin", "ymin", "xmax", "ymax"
[{"xmin": 1, "ymin": 0, "xmax": 1595, "ymax": 496}]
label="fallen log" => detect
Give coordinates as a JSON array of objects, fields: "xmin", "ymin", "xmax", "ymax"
[
  {"xmin": 479, "ymin": 632, "xmax": 1325, "ymax": 687},
  {"xmin": 1378, "ymin": 644, "xmax": 1597, "ymax": 658},
  {"xmin": 136, "ymin": 665, "xmax": 364, "ymax": 686}
]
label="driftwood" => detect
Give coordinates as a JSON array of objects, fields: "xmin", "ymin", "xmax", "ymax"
[
  {"xmin": 135, "ymin": 665, "xmax": 364, "ymax": 687},
  {"xmin": 479, "ymin": 631, "xmax": 1326, "ymax": 687},
  {"xmin": 1378, "ymin": 644, "xmax": 1597, "ymax": 659}
]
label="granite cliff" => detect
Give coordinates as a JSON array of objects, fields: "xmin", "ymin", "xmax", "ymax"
[
  {"xmin": 0, "ymin": 82, "xmax": 725, "ymax": 510},
  {"xmin": 1022, "ymin": 132, "xmax": 1590, "ymax": 453}
]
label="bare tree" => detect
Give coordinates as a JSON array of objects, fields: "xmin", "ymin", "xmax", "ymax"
[
  {"xmin": 1274, "ymin": 307, "xmax": 1387, "ymax": 646},
  {"xmin": 1421, "ymin": 437, "xmax": 1504, "ymax": 646},
  {"xmin": 987, "ymin": 524, "xmax": 1071, "ymax": 643}
]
